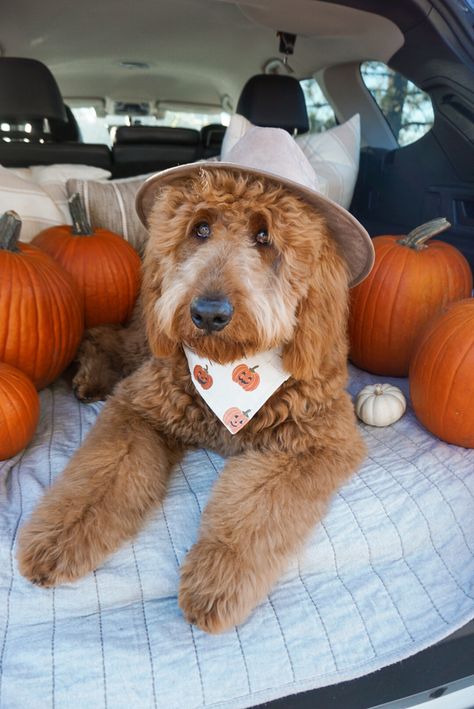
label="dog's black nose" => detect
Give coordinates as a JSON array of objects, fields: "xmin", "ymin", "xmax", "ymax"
[{"xmin": 190, "ymin": 296, "xmax": 233, "ymax": 332}]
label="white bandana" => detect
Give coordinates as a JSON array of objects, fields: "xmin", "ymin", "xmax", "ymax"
[{"xmin": 183, "ymin": 346, "xmax": 291, "ymax": 434}]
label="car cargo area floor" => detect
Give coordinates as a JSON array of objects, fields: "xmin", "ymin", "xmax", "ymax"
[{"xmin": 0, "ymin": 365, "xmax": 473, "ymax": 709}]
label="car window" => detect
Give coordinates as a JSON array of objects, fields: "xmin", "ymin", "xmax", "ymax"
[
  {"xmin": 360, "ymin": 61, "xmax": 434, "ymax": 147},
  {"xmin": 300, "ymin": 78, "xmax": 337, "ymax": 133},
  {"xmin": 71, "ymin": 107, "xmax": 230, "ymax": 146}
]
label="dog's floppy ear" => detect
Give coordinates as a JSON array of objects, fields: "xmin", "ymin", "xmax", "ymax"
[
  {"xmin": 282, "ymin": 237, "xmax": 349, "ymax": 383},
  {"xmin": 140, "ymin": 254, "xmax": 178, "ymax": 359}
]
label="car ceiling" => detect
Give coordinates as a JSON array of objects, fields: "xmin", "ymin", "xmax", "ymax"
[{"xmin": 1, "ymin": 0, "xmax": 403, "ymax": 110}]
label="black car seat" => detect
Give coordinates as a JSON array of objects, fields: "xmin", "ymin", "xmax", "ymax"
[
  {"xmin": 0, "ymin": 57, "xmax": 110, "ymax": 169},
  {"xmin": 112, "ymin": 125, "xmax": 200, "ymax": 177},
  {"xmin": 236, "ymin": 74, "xmax": 309, "ymax": 135}
]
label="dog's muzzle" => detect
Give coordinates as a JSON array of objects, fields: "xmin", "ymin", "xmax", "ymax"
[{"xmin": 190, "ymin": 296, "xmax": 234, "ymax": 332}]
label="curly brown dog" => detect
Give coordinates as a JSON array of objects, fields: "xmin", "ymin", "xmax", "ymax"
[{"xmin": 18, "ymin": 167, "xmax": 367, "ymax": 633}]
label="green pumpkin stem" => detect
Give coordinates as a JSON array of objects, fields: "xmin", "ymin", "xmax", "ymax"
[
  {"xmin": 68, "ymin": 193, "xmax": 94, "ymax": 236},
  {"xmin": 0, "ymin": 211, "xmax": 22, "ymax": 252},
  {"xmin": 398, "ymin": 218, "xmax": 451, "ymax": 250}
]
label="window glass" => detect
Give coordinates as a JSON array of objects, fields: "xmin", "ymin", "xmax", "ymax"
[
  {"xmin": 71, "ymin": 107, "xmax": 230, "ymax": 147},
  {"xmin": 300, "ymin": 79, "xmax": 337, "ymax": 133},
  {"xmin": 360, "ymin": 61, "xmax": 434, "ymax": 146}
]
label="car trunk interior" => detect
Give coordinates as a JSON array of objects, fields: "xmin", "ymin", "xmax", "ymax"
[{"xmin": 0, "ymin": 1, "xmax": 473, "ymax": 707}]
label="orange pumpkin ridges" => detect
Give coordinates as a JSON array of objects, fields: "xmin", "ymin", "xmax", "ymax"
[
  {"xmin": 409, "ymin": 298, "xmax": 474, "ymax": 448},
  {"xmin": 0, "ymin": 362, "xmax": 40, "ymax": 460},
  {"xmin": 348, "ymin": 218, "xmax": 473, "ymax": 377},
  {"xmin": 33, "ymin": 193, "xmax": 141, "ymax": 329},
  {"xmin": 0, "ymin": 211, "xmax": 84, "ymax": 390}
]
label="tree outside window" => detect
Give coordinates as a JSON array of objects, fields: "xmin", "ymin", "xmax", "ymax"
[{"xmin": 360, "ymin": 61, "xmax": 434, "ymax": 147}]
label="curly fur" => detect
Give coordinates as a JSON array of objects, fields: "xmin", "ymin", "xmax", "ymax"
[{"xmin": 18, "ymin": 168, "xmax": 366, "ymax": 633}]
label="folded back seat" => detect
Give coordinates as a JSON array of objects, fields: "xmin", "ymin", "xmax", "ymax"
[{"xmin": 112, "ymin": 125, "xmax": 200, "ymax": 177}]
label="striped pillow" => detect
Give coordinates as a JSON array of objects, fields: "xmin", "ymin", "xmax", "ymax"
[{"xmin": 66, "ymin": 174, "xmax": 150, "ymax": 254}]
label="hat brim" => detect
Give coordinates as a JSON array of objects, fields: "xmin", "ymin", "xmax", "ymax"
[{"xmin": 135, "ymin": 161, "xmax": 374, "ymax": 287}]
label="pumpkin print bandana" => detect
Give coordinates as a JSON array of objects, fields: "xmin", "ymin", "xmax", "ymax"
[{"xmin": 183, "ymin": 346, "xmax": 291, "ymax": 434}]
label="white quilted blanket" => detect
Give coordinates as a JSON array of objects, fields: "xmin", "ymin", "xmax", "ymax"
[{"xmin": 0, "ymin": 365, "xmax": 473, "ymax": 709}]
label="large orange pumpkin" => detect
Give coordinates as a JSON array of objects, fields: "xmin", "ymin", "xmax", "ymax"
[
  {"xmin": 349, "ymin": 218, "xmax": 472, "ymax": 376},
  {"xmin": 33, "ymin": 193, "xmax": 141, "ymax": 328},
  {"xmin": 0, "ymin": 362, "xmax": 40, "ymax": 460},
  {"xmin": 409, "ymin": 299, "xmax": 474, "ymax": 448},
  {"xmin": 0, "ymin": 211, "xmax": 84, "ymax": 390}
]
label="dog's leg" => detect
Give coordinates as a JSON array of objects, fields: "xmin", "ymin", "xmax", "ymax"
[
  {"xmin": 73, "ymin": 300, "xmax": 149, "ymax": 402},
  {"xmin": 17, "ymin": 391, "xmax": 181, "ymax": 587},
  {"xmin": 72, "ymin": 324, "xmax": 125, "ymax": 402},
  {"xmin": 179, "ymin": 437, "xmax": 365, "ymax": 633}
]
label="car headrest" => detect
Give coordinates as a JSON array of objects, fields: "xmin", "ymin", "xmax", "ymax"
[
  {"xmin": 49, "ymin": 105, "xmax": 82, "ymax": 142},
  {"xmin": 115, "ymin": 126, "xmax": 200, "ymax": 146},
  {"xmin": 0, "ymin": 57, "xmax": 67, "ymax": 123},
  {"xmin": 236, "ymin": 74, "xmax": 309, "ymax": 135}
]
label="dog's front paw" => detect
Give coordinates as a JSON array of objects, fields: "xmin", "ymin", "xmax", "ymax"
[
  {"xmin": 178, "ymin": 540, "xmax": 258, "ymax": 633},
  {"xmin": 17, "ymin": 515, "xmax": 98, "ymax": 587},
  {"xmin": 72, "ymin": 368, "xmax": 114, "ymax": 403}
]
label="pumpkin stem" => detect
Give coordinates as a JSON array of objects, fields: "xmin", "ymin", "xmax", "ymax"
[
  {"xmin": 68, "ymin": 193, "xmax": 94, "ymax": 236},
  {"xmin": 0, "ymin": 211, "xmax": 22, "ymax": 252},
  {"xmin": 374, "ymin": 384, "xmax": 384, "ymax": 396},
  {"xmin": 398, "ymin": 218, "xmax": 451, "ymax": 250}
]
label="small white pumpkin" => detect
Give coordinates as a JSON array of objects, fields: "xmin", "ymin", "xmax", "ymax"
[{"xmin": 354, "ymin": 383, "xmax": 406, "ymax": 427}]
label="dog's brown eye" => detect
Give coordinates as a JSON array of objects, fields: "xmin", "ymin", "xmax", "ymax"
[
  {"xmin": 194, "ymin": 222, "xmax": 211, "ymax": 239},
  {"xmin": 255, "ymin": 228, "xmax": 270, "ymax": 245}
]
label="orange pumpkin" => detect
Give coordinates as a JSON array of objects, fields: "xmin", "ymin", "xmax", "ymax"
[
  {"xmin": 193, "ymin": 364, "xmax": 213, "ymax": 389},
  {"xmin": 223, "ymin": 407, "xmax": 251, "ymax": 433},
  {"xmin": 409, "ymin": 299, "xmax": 474, "ymax": 448},
  {"xmin": 349, "ymin": 218, "xmax": 472, "ymax": 376},
  {"xmin": 33, "ymin": 193, "xmax": 141, "ymax": 328},
  {"xmin": 0, "ymin": 211, "xmax": 84, "ymax": 390},
  {"xmin": 0, "ymin": 362, "xmax": 40, "ymax": 460},
  {"xmin": 232, "ymin": 363, "xmax": 260, "ymax": 391}
]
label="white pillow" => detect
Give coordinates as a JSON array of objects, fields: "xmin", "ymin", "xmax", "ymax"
[
  {"xmin": 220, "ymin": 113, "xmax": 360, "ymax": 209},
  {"xmin": 296, "ymin": 115, "xmax": 360, "ymax": 209},
  {"xmin": 8, "ymin": 164, "xmax": 111, "ymax": 222},
  {"xmin": 0, "ymin": 166, "xmax": 64, "ymax": 243}
]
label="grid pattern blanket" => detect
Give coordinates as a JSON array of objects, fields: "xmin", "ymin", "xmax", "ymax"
[{"xmin": 0, "ymin": 365, "xmax": 473, "ymax": 709}]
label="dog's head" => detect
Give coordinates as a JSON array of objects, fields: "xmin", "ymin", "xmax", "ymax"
[{"xmin": 142, "ymin": 168, "xmax": 349, "ymax": 382}]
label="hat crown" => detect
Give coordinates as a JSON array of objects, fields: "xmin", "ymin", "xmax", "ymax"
[{"xmin": 224, "ymin": 126, "xmax": 325, "ymax": 195}]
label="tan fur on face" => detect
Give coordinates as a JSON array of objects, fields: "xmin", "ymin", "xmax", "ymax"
[
  {"xmin": 18, "ymin": 168, "xmax": 366, "ymax": 635},
  {"xmin": 142, "ymin": 169, "xmax": 335, "ymax": 364}
]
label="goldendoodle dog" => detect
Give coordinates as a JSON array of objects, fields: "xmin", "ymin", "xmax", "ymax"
[{"xmin": 18, "ymin": 127, "xmax": 374, "ymax": 633}]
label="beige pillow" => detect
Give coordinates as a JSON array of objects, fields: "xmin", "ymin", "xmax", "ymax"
[
  {"xmin": 221, "ymin": 113, "xmax": 361, "ymax": 209},
  {"xmin": 0, "ymin": 166, "xmax": 64, "ymax": 242},
  {"xmin": 67, "ymin": 174, "xmax": 150, "ymax": 254},
  {"xmin": 9, "ymin": 164, "xmax": 111, "ymax": 222}
]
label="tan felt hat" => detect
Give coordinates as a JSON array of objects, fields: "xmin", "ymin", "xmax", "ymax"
[{"xmin": 136, "ymin": 125, "xmax": 374, "ymax": 287}]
